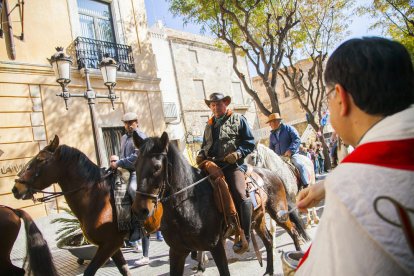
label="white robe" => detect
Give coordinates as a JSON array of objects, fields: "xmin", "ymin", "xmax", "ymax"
[{"xmin": 296, "ymin": 105, "xmax": 414, "ymax": 276}]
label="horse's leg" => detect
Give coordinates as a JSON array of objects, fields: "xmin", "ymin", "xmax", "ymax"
[
  {"xmin": 269, "ymin": 217, "xmax": 277, "ymax": 248},
  {"xmin": 196, "ymin": 251, "xmax": 208, "ymax": 272},
  {"xmin": 306, "ymin": 210, "xmax": 312, "ymax": 228},
  {"xmin": 111, "ymin": 249, "xmax": 131, "ymax": 276},
  {"xmin": 84, "ymin": 245, "xmax": 122, "ymax": 276},
  {"xmin": 210, "ymin": 240, "xmax": 230, "ymax": 276},
  {"xmin": 169, "ymin": 248, "xmax": 188, "ymax": 276},
  {"xmin": 254, "ymin": 214, "xmax": 274, "ymax": 275},
  {"xmin": 312, "ymin": 207, "xmax": 320, "ymax": 224}
]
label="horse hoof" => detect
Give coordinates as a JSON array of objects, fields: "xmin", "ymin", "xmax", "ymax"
[
  {"xmin": 314, "ymin": 217, "xmax": 320, "ymax": 224},
  {"xmin": 306, "ymin": 224, "xmax": 311, "ymax": 230}
]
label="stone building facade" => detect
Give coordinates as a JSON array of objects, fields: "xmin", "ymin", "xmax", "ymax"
[
  {"xmin": 149, "ymin": 21, "xmax": 259, "ymax": 162},
  {"xmin": 252, "ymin": 59, "xmax": 333, "ymax": 145},
  {"xmin": 0, "ymin": 0, "xmax": 164, "ymax": 218}
]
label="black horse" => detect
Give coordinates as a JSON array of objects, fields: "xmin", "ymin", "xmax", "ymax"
[{"xmin": 131, "ymin": 132, "xmax": 309, "ymax": 276}]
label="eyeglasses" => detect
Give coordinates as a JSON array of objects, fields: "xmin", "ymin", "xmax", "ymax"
[
  {"xmin": 322, "ymin": 87, "xmax": 335, "ymax": 105},
  {"xmin": 110, "ymin": 160, "xmax": 117, "ymax": 163}
]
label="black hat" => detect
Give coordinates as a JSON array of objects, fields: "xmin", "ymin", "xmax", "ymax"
[{"xmin": 204, "ymin": 93, "xmax": 232, "ymax": 107}]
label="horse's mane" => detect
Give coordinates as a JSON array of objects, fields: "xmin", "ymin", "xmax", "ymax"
[
  {"xmin": 256, "ymin": 143, "xmax": 287, "ymax": 171},
  {"xmin": 56, "ymin": 145, "xmax": 102, "ymax": 183},
  {"xmin": 167, "ymin": 143, "xmax": 194, "ymax": 188}
]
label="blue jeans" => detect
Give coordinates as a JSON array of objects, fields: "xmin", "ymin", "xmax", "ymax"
[
  {"xmin": 128, "ymin": 172, "xmax": 137, "ymax": 199},
  {"xmin": 291, "ymin": 153, "xmax": 310, "ymax": 186}
]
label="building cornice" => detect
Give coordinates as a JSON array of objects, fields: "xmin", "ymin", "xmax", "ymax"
[{"xmin": 0, "ymin": 61, "xmax": 161, "ymax": 85}]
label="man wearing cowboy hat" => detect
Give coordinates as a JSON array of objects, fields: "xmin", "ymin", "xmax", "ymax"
[
  {"xmin": 196, "ymin": 92, "xmax": 255, "ymax": 254},
  {"xmin": 267, "ymin": 112, "xmax": 310, "ymax": 188}
]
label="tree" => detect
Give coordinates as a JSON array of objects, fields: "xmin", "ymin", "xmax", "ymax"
[
  {"xmin": 168, "ymin": 0, "xmax": 300, "ymax": 116},
  {"xmin": 359, "ymin": 0, "xmax": 414, "ymax": 59},
  {"xmin": 278, "ymin": 0, "xmax": 354, "ymax": 171}
]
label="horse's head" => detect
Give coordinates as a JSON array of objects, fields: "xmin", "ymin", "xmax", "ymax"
[
  {"xmin": 13, "ymin": 135, "xmax": 60, "ymax": 200},
  {"xmin": 132, "ymin": 131, "xmax": 169, "ymax": 221},
  {"xmin": 246, "ymin": 147, "xmax": 264, "ymax": 167}
]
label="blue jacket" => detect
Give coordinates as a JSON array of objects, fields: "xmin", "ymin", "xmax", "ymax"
[{"xmin": 269, "ymin": 123, "xmax": 301, "ymax": 155}]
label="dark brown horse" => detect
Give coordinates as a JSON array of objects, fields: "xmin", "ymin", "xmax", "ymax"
[
  {"xmin": 131, "ymin": 132, "xmax": 309, "ymax": 276},
  {"xmin": 12, "ymin": 135, "xmax": 131, "ymax": 276},
  {"xmin": 0, "ymin": 205, "xmax": 58, "ymax": 276}
]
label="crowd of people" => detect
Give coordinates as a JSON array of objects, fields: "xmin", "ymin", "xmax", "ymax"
[{"xmin": 109, "ymin": 36, "xmax": 413, "ymax": 275}]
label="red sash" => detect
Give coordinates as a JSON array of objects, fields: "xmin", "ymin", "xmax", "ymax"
[
  {"xmin": 297, "ymin": 138, "xmax": 414, "ymax": 270},
  {"xmin": 342, "ymin": 138, "xmax": 414, "ymax": 171}
]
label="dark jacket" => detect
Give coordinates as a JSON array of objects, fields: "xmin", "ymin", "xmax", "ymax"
[
  {"xmin": 117, "ymin": 128, "xmax": 147, "ymax": 171},
  {"xmin": 200, "ymin": 110, "xmax": 255, "ymax": 165}
]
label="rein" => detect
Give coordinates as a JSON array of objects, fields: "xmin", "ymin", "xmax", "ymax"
[
  {"xmin": 29, "ymin": 169, "xmax": 114, "ymax": 203},
  {"xmin": 135, "ymin": 152, "xmax": 231, "ymax": 204}
]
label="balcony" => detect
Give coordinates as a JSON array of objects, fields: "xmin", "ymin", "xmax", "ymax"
[
  {"xmin": 74, "ymin": 37, "xmax": 135, "ymax": 73},
  {"xmin": 163, "ymin": 102, "xmax": 178, "ymax": 123}
]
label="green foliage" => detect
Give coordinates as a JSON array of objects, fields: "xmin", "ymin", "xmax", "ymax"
[
  {"xmin": 51, "ymin": 207, "xmax": 90, "ymax": 247},
  {"xmin": 357, "ymin": 0, "xmax": 414, "ymax": 59}
]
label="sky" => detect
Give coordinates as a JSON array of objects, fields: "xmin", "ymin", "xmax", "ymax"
[
  {"xmin": 145, "ymin": 0, "xmax": 383, "ymax": 42},
  {"xmin": 144, "ymin": 0, "xmax": 383, "ymax": 75}
]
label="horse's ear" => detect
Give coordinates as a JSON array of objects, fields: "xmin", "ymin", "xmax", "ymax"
[
  {"xmin": 133, "ymin": 131, "xmax": 145, "ymax": 149},
  {"xmin": 48, "ymin": 135, "xmax": 59, "ymax": 152},
  {"xmin": 160, "ymin": 132, "xmax": 169, "ymax": 152}
]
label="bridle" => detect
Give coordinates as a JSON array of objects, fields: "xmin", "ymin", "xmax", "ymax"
[
  {"xmin": 135, "ymin": 152, "xmax": 169, "ymax": 207},
  {"xmin": 135, "ymin": 151, "xmax": 212, "ymax": 205},
  {"xmin": 15, "ymin": 149, "xmax": 105, "ymax": 203}
]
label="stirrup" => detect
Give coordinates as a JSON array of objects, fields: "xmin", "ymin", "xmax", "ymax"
[
  {"xmin": 232, "ymin": 234, "xmax": 249, "ymax": 254},
  {"xmin": 223, "ymin": 223, "xmax": 236, "ymax": 239}
]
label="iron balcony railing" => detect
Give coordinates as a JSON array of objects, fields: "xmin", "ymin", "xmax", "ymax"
[
  {"xmin": 163, "ymin": 102, "xmax": 178, "ymax": 122},
  {"xmin": 74, "ymin": 37, "xmax": 135, "ymax": 73}
]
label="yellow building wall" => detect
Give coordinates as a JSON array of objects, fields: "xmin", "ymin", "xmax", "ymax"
[{"xmin": 0, "ymin": 0, "xmax": 164, "ymax": 218}]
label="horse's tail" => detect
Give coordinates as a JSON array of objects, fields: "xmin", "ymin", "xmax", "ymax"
[
  {"xmin": 13, "ymin": 209, "xmax": 58, "ymax": 276},
  {"xmin": 287, "ymin": 202, "xmax": 311, "ymax": 242}
]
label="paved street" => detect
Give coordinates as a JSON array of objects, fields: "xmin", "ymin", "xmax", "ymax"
[{"xmin": 10, "ymin": 207, "xmax": 321, "ymax": 276}]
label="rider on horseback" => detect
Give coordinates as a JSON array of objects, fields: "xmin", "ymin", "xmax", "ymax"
[
  {"xmin": 196, "ymin": 92, "xmax": 255, "ymax": 254},
  {"xmin": 267, "ymin": 113, "xmax": 311, "ymax": 188}
]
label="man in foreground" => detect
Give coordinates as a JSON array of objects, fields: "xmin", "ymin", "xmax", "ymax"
[{"xmin": 296, "ymin": 37, "xmax": 414, "ymax": 275}]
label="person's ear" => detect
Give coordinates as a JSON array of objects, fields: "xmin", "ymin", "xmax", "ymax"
[{"xmin": 336, "ymin": 84, "xmax": 351, "ymax": 117}]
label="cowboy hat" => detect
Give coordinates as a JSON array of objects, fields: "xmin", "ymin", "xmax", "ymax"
[
  {"xmin": 266, "ymin": 113, "xmax": 282, "ymax": 123},
  {"xmin": 204, "ymin": 92, "xmax": 232, "ymax": 107}
]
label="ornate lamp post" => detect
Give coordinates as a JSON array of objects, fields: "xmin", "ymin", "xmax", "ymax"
[{"xmin": 48, "ymin": 47, "xmax": 118, "ymax": 167}]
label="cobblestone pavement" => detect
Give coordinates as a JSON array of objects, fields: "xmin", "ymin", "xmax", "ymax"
[{"xmin": 10, "ymin": 209, "xmax": 321, "ymax": 276}]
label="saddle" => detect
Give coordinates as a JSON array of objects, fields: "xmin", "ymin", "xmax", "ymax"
[
  {"xmin": 243, "ymin": 165, "xmax": 267, "ymax": 212},
  {"xmin": 282, "ymin": 157, "xmax": 305, "ymax": 191},
  {"xmin": 111, "ymin": 168, "xmax": 162, "ymax": 235}
]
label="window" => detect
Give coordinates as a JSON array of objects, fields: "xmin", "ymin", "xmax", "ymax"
[
  {"xmin": 77, "ymin": 0, "xmax": 115, "ymax": 43},
  {"xmin": 232, "ymin": 82, "xmax": 244, "ymax": 105},
  {"xmin": 189, "ymin": 49, "xmax": 198, "ymax": 63},
  {"xmin": 102, "ymin": 127, "xmax": 124, "ymax": 156},
  {"xmin": 193, "ymin": 80, "xmax": 206, "ymax": 101}
]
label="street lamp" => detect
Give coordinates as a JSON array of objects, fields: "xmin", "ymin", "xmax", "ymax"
[{"xmin": 48, "ymin": 47, "xmax": 118, "ymax": 166}]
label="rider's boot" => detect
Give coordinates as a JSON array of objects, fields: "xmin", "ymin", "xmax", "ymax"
[{"xmin": 233, "ymin": 199, "xmax": 252, "ymax": 254}]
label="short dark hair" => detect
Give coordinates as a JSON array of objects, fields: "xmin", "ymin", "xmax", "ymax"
[{"xmin": 324, "ymin": 37, "xmax": 414, "ymax": 116}]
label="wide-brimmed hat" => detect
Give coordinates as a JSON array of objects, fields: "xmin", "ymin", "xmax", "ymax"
[
  {"xmin": 266, "ymin": 113, "xmax": 282, "ymax": 123},
  {"xmin": 204, "ymin": 93, "xmax": 231, "ymax": 107},
  {"xmin": 122, "ymin": 112, "xmax": 138, "ymax": 122}
]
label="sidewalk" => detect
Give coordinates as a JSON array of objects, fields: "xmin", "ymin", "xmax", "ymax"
[{"xmin": 10, "ymin": 212, "xmax": 317, "ymax": 275}]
